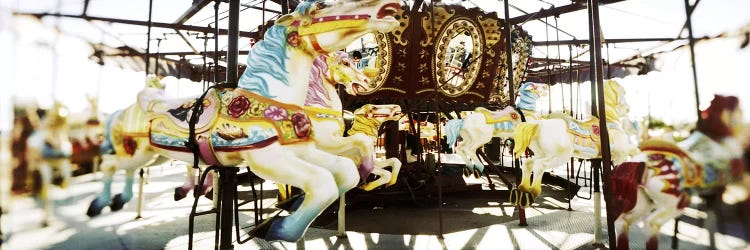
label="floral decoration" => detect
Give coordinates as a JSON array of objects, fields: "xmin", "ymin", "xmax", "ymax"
[
  {"xmin": 228, "ymin": 95, "xmax": 251, "ymax": 118},
  {"xmin": 264, "ymin": 105, "xmax": 289, "ymax": 121}
]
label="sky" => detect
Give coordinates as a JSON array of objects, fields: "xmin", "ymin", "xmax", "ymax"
[{"xmin": 2, "ymin": 0, "xmax": 750, "ymax": 133}]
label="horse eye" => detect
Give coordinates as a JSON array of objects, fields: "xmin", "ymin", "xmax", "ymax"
[
  {"xmin": 343, "ymin": 61, "xmax": 350, "ymax": 66},
  {"xmin": 315, "ymin": 2, "xmax": 326, "ymax": 10}
]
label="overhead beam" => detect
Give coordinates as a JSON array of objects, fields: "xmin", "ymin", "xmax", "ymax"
[
  {"xmin": 509, "ymin": 0, "xmax": 625, "ymax": 25},
  {"xmin": 110, "ymin": 50, "xmax": 250, "ymax": 57},
  {"xmin": 18, "ymin": 12, "xmax": 260, "ymax": 39},
  {"xmin": 533, "ymin": 37, "xmax": 685, "ymax": 46},
  {"xmin": 174, "ymin": 0, "xmax": 213, "ymax": 24}
]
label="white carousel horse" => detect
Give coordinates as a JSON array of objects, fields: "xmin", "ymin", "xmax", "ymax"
[
  {"xmin": 445, "ymin": 82, "xmax": 549, "ymax": 177},
  {"xmin": 345, "ymin": 104, "xmax": 403, "ymax": 190},
  {"xmin": 25, "ymin": 102, "xmax": 72, "ymax": 226},
  {"xmin": 87, "ymin": 0, "xmax": 401, "ymax": 242},
  {"xmin": 611, "ymin": 95, "xmax": 750, "ymax": 250},
  {"xmin": 511, "ymin": 79, "xmax": 638, "ymax": 207}
]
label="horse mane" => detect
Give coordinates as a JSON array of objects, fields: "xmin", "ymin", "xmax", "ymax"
[
  {"xmin": 237, "ymin": 25, "xmax": 290, "ymax": 98},
  {"xmin": 604, "ymin": 79, "xmax": 623, "ymax": 122},
  {"xmin": 697, "ymin": 95, "xmax": 739, "ymax": 141},
  {"xmin": 515, "ymin": 82, "xmax": 539, "ymax": 112},
  {"xmin": 305, "ymin": 54, "xmax": 331, "ymax": 107},
  {"xmin": 348, "ymin": 114, "xmax": 380, "ymax": 137}
]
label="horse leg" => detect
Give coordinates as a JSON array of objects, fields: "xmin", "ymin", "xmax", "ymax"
[
  {"xmin": 467, "ymin": 139, "xmax": 487, "ymax": 178},
  {"xmin": 348, "ymin": 133, "xmax": 375, "ymax": 181},
  {"xmin": 511, "ymin": 158, "xmax": 535, "ymax": 206},
  {"xmin": 359, "ymin": 167, "xmax": 391, "ymax": 191},
  {"xmin": 39, "ymin": 161, "xmax": 53, "ymax": 226},
  {"xmin": 59, "ymin": 159, "xmax": 72, "ymax": 189},
  {"xmin": 110, "ymin": 168, "xmax": 136, "ymax": 211},
  {"xmin": 297, "ymin": 146, "xmax": 359, "ymax": 195},
  {"xmin": 241, "ymin": 144, "xmax": 344, "ymax": 242},
  {"xmin": 87, "ymin": 155, "xmax": 116, "ymax": 217},
  {"xmin": 174, "ymin": 165, "xmax": 196, "ymax": 201},
  {"xmin": 614, "ymin": 188, "xmax": 653, "ymax": 250},
  {"xmin": 381, "ymin": 158, "xmax": 402, "ymax": 187},
  {"xmin": 642, "ymin": 188, "xmax": 683, "ymax": 250}
]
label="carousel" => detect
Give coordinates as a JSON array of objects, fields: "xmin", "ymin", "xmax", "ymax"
[{"xmin": 2, "ymin": 0, "xmax": 750, "ymax": 249}]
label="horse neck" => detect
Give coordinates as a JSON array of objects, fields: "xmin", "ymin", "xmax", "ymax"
[
  {"xmin": 515, "ymin": 91, "xmax": 538, "ymax": 114},
  {"xmin": 275, "ymin": 50, "xmax": 315, "ymax": 106}
]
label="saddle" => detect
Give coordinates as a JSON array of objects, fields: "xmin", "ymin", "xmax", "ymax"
[
  {"xmin": 547, "ymin": 112, "xmax": 601, "ymax": 154},
  {"xmin": 476, "ymin": 107, "xmax": 521, "ymax": 124},
  {"xmin": 138, "ymin": 88, "xmax": 221, "ymax": 133}
]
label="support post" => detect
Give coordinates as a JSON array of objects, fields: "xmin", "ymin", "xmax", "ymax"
[
  {"xmin": 136, "ymin": 168, "xmax": 145, "ymax": 219},
  {"xmin": 145, "ymin": 0, "xmax": 153, "ymax": 76},
  {"xmin": 589, "ymin": 0, "xmax": 618, "ymax": 248},
  {"xmin": 684, "ymin": 0, "xmax": 702, "ymax": 123},
  {"xmin": 591, "ymin": 159, "xmax": 603, "ymax": 247},
  {"xmin": 218, "ymin": 167, "xmax": 238, "ymax": 249},
  {"xmin": 226, "ymin": 0, "xmax": 240, "ymax": 86},
  {"xmin": 503, "ymin": 0, "xmax": 515, "ymax": 104}
]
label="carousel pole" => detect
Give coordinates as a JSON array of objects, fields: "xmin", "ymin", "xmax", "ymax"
[
  {"xmin": 684, "ymin": 0, "xmax": 702, "ymax": 123},
  {"xmin": 587, "ymin": 0, "xmax": 602, "ymax": 246},
  {"xmin": 503, "ymin": 0, "xmax": 527, "ymax": 227},
  {"xmin": 136, "ymin": 0, "xmax": 154, "ymax": 221},
  {"xmin": 211, "ymin": 0, "xmax": 242, "ymax": 249},
  {"xmin": 589, "ymin": 0, "xmax": 618, "ymax": 248}
]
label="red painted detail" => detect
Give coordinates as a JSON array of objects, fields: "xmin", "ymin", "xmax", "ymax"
[
  {"xmin": 617, "ymin": 233, "xmax": 629, "ymax": 250},
  {"xmin": 646, "ymin": 236, "xmax": 659, "ymax": 250},
  {"xmin": 123, "ymin": 136, "xmax": 137, "ymax": 156},
  {"xmin": 610, "ymin": 162, "xmax": 646, "ymax": 217},
  {"xmin": 677, "ymin": 193, "xmax": 690, "ymax": 209}
]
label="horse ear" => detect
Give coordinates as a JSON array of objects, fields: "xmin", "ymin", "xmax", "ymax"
[{"xmin": 276, "ymin": 13, "xmax": 298, "ymax": 26}]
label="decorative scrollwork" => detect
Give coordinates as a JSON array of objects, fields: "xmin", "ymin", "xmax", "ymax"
[
  {"xmin": 392, "ymin": 7, "xmax": 410, "ymax": 46},
  {"xmin": 420, "ymin": 6, "xmax": 455, "ymax": 47},
  {"xmin": 360, "ymin": 32, "xmax": 393, "ymax": 95},
  {"xmin": 490, "ymin": 27, "xmax": 533, "ymax": 105}
]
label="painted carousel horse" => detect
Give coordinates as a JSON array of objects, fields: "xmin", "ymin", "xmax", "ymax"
[
  {"xmin": 26, "ymin": 102, "xmax": 72, "ymax": 226},
  {"xmin": 69, "ymin": 95, "xmax": 103, "ymax": 175},
  {"xmin": 345, "ymin": 104, "xmax": 403, "ymax": 190},
  {"xmin": 611, "ymin": 95, "xmax": 750, "ymax": 250},
  {"xmin": 87, "ymin": 0, "xmax": 401, "ymax": 242},
  {"xmin": 445, "ymin": 82, "xmax": 549, "ymax": 178},
  {"xmin": 511, "ymin": 79, "xmax": 638, "ymax": 208}
]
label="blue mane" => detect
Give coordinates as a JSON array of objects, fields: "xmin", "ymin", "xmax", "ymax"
[
  {"xmin": 238, "ymin": 25, "xmax": 290, "ymax": 98},
  {"xmin": 516, "ymin": 82, "xmax": 539, "ymax": 111}
]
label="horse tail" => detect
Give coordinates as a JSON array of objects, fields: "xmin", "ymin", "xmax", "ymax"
[
  {"xmin": 100, "ymin": 109, "xmax": 123, "ymax": 155},
  {"xmin": 609, "ymin": 162, "xmax": 646, "ymax": 218},
  {"xmin": 445, "ymin": 119, "xmax": 463, "ymax": 150},
  {"xmin": 512, "ymin": 122, "xmax": 538, "ymax": 158}
]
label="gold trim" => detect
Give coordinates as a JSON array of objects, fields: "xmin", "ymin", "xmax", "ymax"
[
  {"xmin": 360, "ymin": 32, "xmax": 393, "ymax": 95},
  {"xmin": 391, "ymin": 7, "xmax": 410, "ymax": 46},
  {"xmin": 420, "ymin": 7, "xmax": 455, "ymax": 47},
  {"xmin": 433, "ymin": 17, "xmax": 483, "ymax": 97},
  {"xmin": 378, "ymin": 87, "xmax": 407, "ymax": 94}
]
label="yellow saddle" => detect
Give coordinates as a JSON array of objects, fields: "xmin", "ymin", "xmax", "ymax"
[{"xmin": 476, "ymin": 107, "xmax": 521, "ymax": 124}]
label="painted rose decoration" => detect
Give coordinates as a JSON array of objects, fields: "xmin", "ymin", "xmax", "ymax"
[
  {"xmin": 264, "ymin": 105, "xmax": 289, "ymax": 121},
  {"xmin": 291, "ymin": 113, "xmax": 311, "ymax": 138},
  {"xmin": 228, "ymin": 95, "xmax": 251, "ymax": 118},
  {"xmin": 592, "ymin": 125, "xmax": 600, "ymax": 136}
]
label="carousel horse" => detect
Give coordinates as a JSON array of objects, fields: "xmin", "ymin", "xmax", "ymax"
[
  {"xmin": 345, "ymin": 104, "xmax": 403, "ymax": 190},
  {"xmin": 87, "ymin": 0, "xmax": 401, "ymax": 242},
  {"xmin": 445, "ymin": 82, "xmax": 549, "ymax": 178},
  {"xmin": 69, "ymin": 95, "xmax": 104, "ymax": 175},
  {"xmin": 611, "ymin": 95, "xmax": 750, "ymax": 250},
  {"xmin": 26, "ymin": 102, "xmax": 72, "ymax": 226},
  {"xmin": 511, "ymin": 79, "xmax": 638, "ymax": 208}
]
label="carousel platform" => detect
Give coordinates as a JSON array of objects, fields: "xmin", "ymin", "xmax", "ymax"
[{"xmin": 1, "ymin": 155, "xmax": 748, "ymax": 250}]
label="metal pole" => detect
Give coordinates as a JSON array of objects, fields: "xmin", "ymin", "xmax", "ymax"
[
  {"xmin": 214, "ymin": 0, "xmax": 220, "ymax": 83},
  {"xmin": 280, "ymin": 0, "xmax": 289, "ymax": 14},
  {"xmin": 504, "ymin": 0, "xmax": 515, "ymax": 104},
  {"xmin": 590, "ymin": 0, "xmax": 618, "ymax": 248},
  {"xmin": 226, "ymin": 0, "xmax": 240, "ymax": 86},
  {"xmin": 145, "ymin": 0, "xmax": 153, "ymax": 76},
  {"xmin": 587, "ymin": 2, "xmax": 597, "ymax": 118},
  {"xmin": 154, "ymin": 38, "xmax": 162, "ymax": 76},
  {"xmin": 684, "ymin": 0, "xmax": 702, "ymax": 123}
]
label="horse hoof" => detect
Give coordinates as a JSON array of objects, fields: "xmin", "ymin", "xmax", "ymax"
[
  {"xmin": 462, "ymin": 167, "xmax": 471, "ymax": 177},
  {"xmin": 472, "ymin": 168, "xmax": 482, "ymax": 179},
  {"xmin": 110, "ymin": 194, "xmax": 127, "ymax": 211},
  {"xmin": 204, "ymin": 188, "xmax": 213, "ymax": 200},
  {"xmin": 174, "ymin": 187, "xmax": 187, "ymax": 201},
  {"xmin": 520, "ymin": 192, "xmax": 535, "ymax": 208},
  {"xmin": 41, "ymin": 221, "xmax": 49, "ymax": 227},
  {"xmin": 276, "ymin": 194, "xmax": 305, "ymax": 212},
  {"xmin": 509, "ymin": 189, "xmax": 519, "ymax": 205},
  {"xmin": 87, "ymin": 198, "xmax": 108, "ymax": 217},
  {"xmin": 248, "ymin": 215, "xmax": 282, "ymax": 241}
]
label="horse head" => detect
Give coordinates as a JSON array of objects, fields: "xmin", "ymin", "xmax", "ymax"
[
  {"xmin": 698, "ymin": 95, "xmax": 743, "ymax": 141},
  {"xmin": 326, "ymin": 51, "xmax": 371, "ymax": 95},
  {"xmin": 275, "ymin": 0, "xmax": 401, "ymax": 55},
  {"xmin": 354, "ymin": 104, "xmax": 402, "ymax": 123},
  {"xmin": 604, "ymin": 79, "xmax": 629, "ymax": 122},
  {"xmin": 145, "ymin": 74, "xmax": 165, "ymax": 90},
  {"xmin": 43, "ymin": 101, "xmax": 69, "ymax": 131},
  {"xmin": 515, "ymin": 82, "xmax": 548, "ymax": 112}
]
